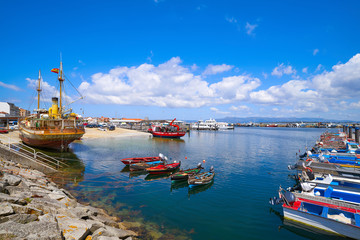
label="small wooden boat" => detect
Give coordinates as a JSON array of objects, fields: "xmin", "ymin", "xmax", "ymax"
[
  {"xmin": 129, "ymin": 160, "xmax": 164, "ymax": 171},
  {"xmin": 121, "ymin": 153, "xmax": 165, "ymax": 165},
  {"xmin": 170, "ymin": 163, "xmax": 203, "ymax": 181},
  {"xmin": 188, "ymin": 166, "xmax": 215, "ymax": 188},
  {"xmin": 146, "ymin": 161, "xmax": 181, "ymax": 174}
]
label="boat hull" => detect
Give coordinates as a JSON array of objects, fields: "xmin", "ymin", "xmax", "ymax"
[
  {"xmin": 170, "ymin": 168, "xmax": 201, "ymax": 181},
  {"xmin": 19, "ymin": 127, "xmax": 84, "ymax": 150},
  {"xmin": 151, "ymin": 131, "xmax": 186, "ymax": 138},
  {"xmin": 121, "ymin": 157, "xmax": 161, "ymax": 165},
  {"xmin": 283, "ymin": 206, "xmax": 360, "ymax": 239},
  {"xmin": 188, "ymin": 172, "xmax": 215, "ymax": 188},
  {"xmin": 146, "ymin": 162, "xmax": 181, "ymax": 174}
]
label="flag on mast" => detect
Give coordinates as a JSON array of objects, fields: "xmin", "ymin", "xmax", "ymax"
[{"xmin": 51, "ymin": 68, "xmax": 59, "ymax": 74}]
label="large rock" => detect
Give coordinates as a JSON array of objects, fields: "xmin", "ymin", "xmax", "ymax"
[
  {"xmin": 86, "ymin": 219, "xmax": 105, "ymax": 233},
  {"xmin": 0, "ymin": 220, "xmax": 61, "ymax": 240},
  {"xmin": 0, "ymin": 193, "xmax": 26, "ymax": 205},
  {"xmin": 28, "ymin": 197, "xmax": 67, "ymax": 213},
  {"xmin": 0, "ymin": 213, "xmax": 38, "ymax": 224},
  {"xmin": 91, "ymin": 226, "xmax": 132, "ymax": 240},
  {"xmin": 11, "ymin": 204, "xmax": 43, "ymax": 216},
  {"xmin": 5, "ymin": 186, "xmax": 32, "ymax": 198},
  {"xmin": 56, "ymin": 215, "xmax": 92, "ymax": 240},
  {"xmin": 38, "ymin": 213, "xmax": 56, "ymax": 223},
  {"xmin": 0, "ymin": 203, "xmax": 14, "ymax": 217},
  {"xmin": 3, "ymin": 173, "xmax": 22, "ymax": 186}
]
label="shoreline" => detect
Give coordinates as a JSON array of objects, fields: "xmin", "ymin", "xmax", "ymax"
[
  {"xmin": 0, "ymin": 127, "xmax": 152, "ymax": 239},
  {"xmin": 0, "ymin": 155, "xmax": 138, "ymax": 240}
]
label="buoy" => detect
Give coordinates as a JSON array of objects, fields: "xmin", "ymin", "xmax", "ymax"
[
  {"xmin": 203, "ymin": 159, "xmax": 206, "ymax": 163},
  {"xmin": 185, "ymin": 157, "xmax": 187, "ymax": 159}
]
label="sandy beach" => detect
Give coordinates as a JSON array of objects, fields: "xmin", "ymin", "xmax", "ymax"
[
  {"xmin": 0, "ymin": 127, "xmax": 150, "ymax": 145},
  {"xmin": 82, "ymin": 127, "xmax": 150, "ymax": 139}
]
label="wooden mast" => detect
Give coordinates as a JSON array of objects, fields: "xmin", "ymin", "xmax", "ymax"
[
  {"xmin": 37, "ymin": 70, "xmax": 42, "ymax": 110},
  {"xmin": 58, "ymin": 60, "xmax": 64, "ymax": 116}
]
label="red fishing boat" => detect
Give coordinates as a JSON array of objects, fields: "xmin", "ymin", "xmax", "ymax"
[
  {"xmin": 146, "ymin": 161, "xmax": 181, "ymax": 174},
  {"xmin": 121, "ymin": 153, "xmax": 165, "ymax": 165},
  {"xmin": 148, "ymin": 118, "xmax": 186, "ymax": 138}
]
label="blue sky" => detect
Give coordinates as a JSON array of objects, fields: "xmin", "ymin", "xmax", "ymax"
[{"xmin": 1, "ymin": 0, "xmax": 360, "ymax": 121}]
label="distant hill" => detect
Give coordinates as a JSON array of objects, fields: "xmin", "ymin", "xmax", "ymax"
[{"xmin": 186, "ymin": 117, "xmax": 356, "ymax": 123}]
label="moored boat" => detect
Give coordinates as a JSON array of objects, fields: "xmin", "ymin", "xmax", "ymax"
[
  {"xmin": 129, "ymin": 160, "xmax": 164, "ymax": 171},
  {"xmin": 170, "ymin": 163, "xmax": 203, "ymax": 181},
  {"xmin": 19, "ymin": 64, "xmax": 85, "ymax": 151},
  {"xmin": 188, "ymin": 166, "xmax": 215, "ymax": 188},
  {"xmin": 121, "ymin": 153, "xmax": 165, "ymax": 165},
  {"xmin": 148, "ymin": 118, "xmax": 186, "ymax": 138},
  {"xmin": 270, "ymin": 188, "xmax": 360, "ymax": 239},
  {"xmin": 146, "ymin": 161, "xmax": 181, "ymax": 174}
]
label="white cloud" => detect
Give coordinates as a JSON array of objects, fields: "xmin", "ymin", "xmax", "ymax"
[
  {"xmin": 312, "ymin": 54, "xmax": 360, "ymax": 98},
  {"xmin": 302, "ymin": 67, "xmax": 308, "ymax": 73},
  {"xmin": 271, "ymin": 63, "xmax": 297, "ymax": 77},
  {"xmin": 313, "ymin": 49, "xmax": 319, "ymax": 56},
  {"xmin": 315, "ymin": 64, "xmax": 323, "ymax": 72},
  {"xmin": 245, "ymin": 22, "xmax": 258, "ymax": 35},
  {"xmin": 0, "ymin": 81, "xmax": 21, "ymax": 91},
  {"xmin": 203, "ymin": 64, "xmax": 233, "ymax": 75},
  {"xmin": 230, "ymin": 105, "xmax": 250, "ymax": 111},
  {"xmin": 225, "ymin": 17, "xmax": 238, "ymax": 24},
  {"xmin": 79, "ymin": 57, "xmax": 260, "ymax": 108},
  {"xmin": 210, "ymin": 107, "xmax": 230, "ymax": 115}
]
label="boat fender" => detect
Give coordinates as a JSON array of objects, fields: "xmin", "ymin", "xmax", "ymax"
[{"xmin": 283, "ymin": 191, "xmax": 295, "ymax": 205}]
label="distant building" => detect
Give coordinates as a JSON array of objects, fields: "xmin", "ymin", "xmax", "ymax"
[
  {"xmin": 19, "ymin": 108, "xmax": 30, "ymax": 117},
  {"xmin": 0, "ymin": 102, "xmax": 20, "ymax": 117}
]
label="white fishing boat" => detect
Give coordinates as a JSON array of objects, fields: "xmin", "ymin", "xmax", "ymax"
[{"xmin": 270, "ymin": 188, "xmax": 360, "ymax": 239}]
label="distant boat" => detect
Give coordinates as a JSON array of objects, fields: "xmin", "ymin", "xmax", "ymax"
[
  {"xmin": 148, "ymin": 118, "xmax": 186, "ymax": 138},
  {"xmin": 19, "ymin": 62, "xmax": 85, "ymax": 151},
  {"xmin": 191, "ymin": 118, "xmax": 219, "ymax": 130},
  {"xmin": 217, "ymin": 122, "xmax": 234, "ymax": 130}
]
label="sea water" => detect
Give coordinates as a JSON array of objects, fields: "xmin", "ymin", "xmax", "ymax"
[{"xmin": 59, "ymin": 127, "xmax": 344, "ymax": 239}]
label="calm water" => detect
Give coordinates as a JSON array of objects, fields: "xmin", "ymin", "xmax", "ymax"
[{"xmin": 58, "ymin": 127, "xmax": 343, "ymax": 239}]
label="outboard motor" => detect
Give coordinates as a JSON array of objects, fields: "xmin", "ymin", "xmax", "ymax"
[
  {"xmin": 197, "ymin": 163, "xmax": 202, "ymax": 169},
  {"xmin": 164, "ymin": 156, "xmax": 168, "ymax": 162},
  {"xmin": 209, "ymin": 166, "xmax": 214, "ymax": 172},
  {"xmin": 159, "ymin": 153, "xmax": 165, "ymax": 160}
]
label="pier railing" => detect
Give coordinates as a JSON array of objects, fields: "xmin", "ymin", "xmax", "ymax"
[{"xmin": 0, "ymin": 141, "xmax": 69, "ymax": 172}]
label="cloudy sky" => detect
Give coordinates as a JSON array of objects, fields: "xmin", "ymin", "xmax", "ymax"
[{"xmin": 1, "ymin": 0, "xmax": 360, "ymax": 120}]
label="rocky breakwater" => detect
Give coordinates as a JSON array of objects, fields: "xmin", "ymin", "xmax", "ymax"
[{"xmin": 0, "ymin": 158, "xmax": 137, "ymax": 240}]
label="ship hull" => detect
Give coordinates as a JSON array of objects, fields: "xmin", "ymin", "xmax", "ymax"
[
  {"xmin": 151, "ymin": 131, "xmax": 186, "ymax": 138},
  {"xmin": 283, "ymin": 206, "xmax": 360, "ymax": 239},
  {"xmin": 19, "ymin": 127, "xmax": 84, "ymax": 150}
]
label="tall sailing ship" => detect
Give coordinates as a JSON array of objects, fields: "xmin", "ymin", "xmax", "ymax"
[{"xmin": 19, "ymin": 61, "xmax": 85, "ymax": 151}]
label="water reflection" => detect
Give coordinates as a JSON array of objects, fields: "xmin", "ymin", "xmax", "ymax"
[
  {"xmin": 170, "ymin": 180, "xmax": 188, "ymax": 192},
  {"xmin": 144, "ymin": 173, "xmax": 172, "ymax": 181}
]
